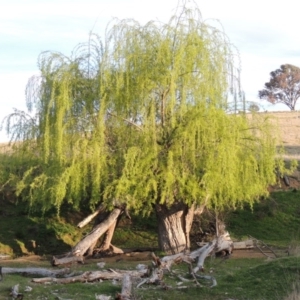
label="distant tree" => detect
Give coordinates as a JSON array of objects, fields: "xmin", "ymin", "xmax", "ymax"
[
  {"xmin": 259, "ymin": 64, "xmax": 300, "ymax": 110},
  {"xmin": 248, "ymin": 103, "xmax": 260, "ymax": 112}
]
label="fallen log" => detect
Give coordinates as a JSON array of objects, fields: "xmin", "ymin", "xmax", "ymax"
[
  {"xmin": 53, "ymin": 208, "xmax": 122, "ymax": 266},
  {"xmin": 0, "ymin": 254, "xmax": 11, "ymax": 260},
  {"xmin": 95, "ymin": 295, "xmax": 112, "ymax": 300},
  {"xmin": 32, "ymin": 269, "xmax": 147, "ymax": 284},
  {"xmin": 160, "ymin": 232, "xmax": 233, "ymax": 271},
  {"xmin": 52, "ymin": 255, "xmax": 84, "ymax": 266},
  {"xmin": 33, "ymin": 233, "xmax": 232, "ymax": 292},
  {"xmin": 233, "ymin": 239, "xmax": 255, "ymax": 250},
  {"xmin": 73, "ymin": 208, "xmax": 122, "ymax": 256},
  {"xmin": 77, "ymin": 205, "xmax": 104, "ymax": 228},
  {"xmin": 149, "ymin": 232, "xmax": 232, "ymax": 288},
  {"xmin": 2, "ymin": 267, "xmax": 70, "ymax": 277},
  {"xmin": 116, "ymin": 274, "xmax": 132, "ymax": 300},
  {"xmin": 192, "ymin": 240, "xmax": 217, "ymax": 273},
  {"xmin": 10, "ymin": 284, "xmax": 23, "ymax": 299}
]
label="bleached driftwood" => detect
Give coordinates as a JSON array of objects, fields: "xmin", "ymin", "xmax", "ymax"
[
  {"xmin": 116, "ymin": 274, "xmax": 132, "ymax": 300},
  {"xmin": 52, "ymin": 254, "xmax": 84, "ymax": 266},
  {"xmin": 137, "ymin": 232, "xmax": 233, "ymax": 288},
  {"xmin": 0, "ymin": 254, "xmax": 11, "ymax": 260},
  {"xmin": 192, "ymin": 240, "xmax": 218, "ymax": 273},
  {"xmin": 233, "ymin": 239, "xmax": 255, "ymax": 249},
  {"xmin": 32, "ymin": 269, "xmax": 147, "ymax": 284},
  {"xmin": 33, "ymin": 233, "xmax": 232, "ymax": 292},
  {"xmin": 10, "ymin": 284, "xmax": 23, "ymax": 299},
  {"xmin": 159, "ymin": 232, "xmax": 233, "ymax": 271},
  {"xmin": 2, "ymin": 267, "xmax": 70, "ymax": 277},
  {"xmin": 77, "ymin": 205, "xmax": 104, "ymax": 228},
  {"xmin": 95, "ymin": 295, "xmax": 112, "ymax": 300},
  {"xmin": 53, "ymin": 208, "xmax": 122, "ymax": 266},
  {"xmin": 136, "ymin": 257, "xmax": 165, "ymax": 289}
]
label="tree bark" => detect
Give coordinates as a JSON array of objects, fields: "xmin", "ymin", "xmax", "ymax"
[{"xmin": 155, "ymin": 203, "xmax": 194, "ymax": 254}]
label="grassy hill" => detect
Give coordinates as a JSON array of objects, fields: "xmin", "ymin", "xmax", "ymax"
[{"xmin": 227, "ymin": 190, "xmax": 300, "ymax": 246}]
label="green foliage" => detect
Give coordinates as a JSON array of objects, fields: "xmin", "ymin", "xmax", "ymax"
[{"xmin": 1, "ymin": 3, "xmax": 291, "ymax": 215}]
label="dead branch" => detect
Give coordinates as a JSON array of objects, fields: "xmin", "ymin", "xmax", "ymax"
[
  {"xmin": 95, "ymin": 295, "xmax": 112, "ymax": 300},
  {"xmin": 77, "ymin": 205, "xmax": 104, "ymax": 228},
  {"xmin": 32, "ymin": 269, "xmax": 147, "ymax": 284},
  {"xmin": 194, "ymin": 273, "xmax": 217, "ymax": 288},
  {"xmin": 192, "ymin": 240, "xmax": 217, "ymax": 273},
  {"xmin": 249, "ymin": 235, "xmax": 278, "ymax": 258},
  {"xmin": 52, "ymin": 255, "xmax": 84, "ymax": 266},
  {"xmin": 233, "ymin": 239, "xmax": 255, "ymax": 250},
  {"xmin": 2, "ymin": 267, "xmax": 70, "ymax": 277},
  {"xmin": 53, "ymin": 208, "xmax": 123, "ymax": 266},
  {"xmin": 115, "ymin": 274, "xmax": 132, "ymax": 300},
  {"xmin": 10, "ymin": 284, "xmax": 23, "ymax": 299}
]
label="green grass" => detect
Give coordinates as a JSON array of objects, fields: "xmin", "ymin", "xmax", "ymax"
[
  {"xmin": 1, "ymin": 256, "xmax": 300, "ymax": 299},
  {"xmin": 227, "ymin": 190, "xmax": 300, "ymax": 246},
  {"xmin": 1, "ymin": 190, "xmax": 300, "ymax": 298},
  {"xmin": 0, "ymin": 195, "xmax": 158, "ymax": 257}
]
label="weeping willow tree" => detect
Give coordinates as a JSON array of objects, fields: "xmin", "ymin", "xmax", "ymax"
[{"xmin": 2, "ymin": 3, "xmax": 292, "ymax": 254}]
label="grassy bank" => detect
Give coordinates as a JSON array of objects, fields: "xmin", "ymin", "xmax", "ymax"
[
  {"xmin": 227, "ymin": 190, "xmax": 300, "ymax": 246},
  {"xmin": 1, "ymin": 252, "xmax": 300, "ymax": 299},
  {"xmin": 1, "ymin": 190, "xmax": 300, "ymax": 256}
]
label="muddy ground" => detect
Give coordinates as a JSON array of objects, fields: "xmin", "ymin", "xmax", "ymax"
[{"xmin": 0, "ymin": 246, "xmax": 282, "ymax": 267}]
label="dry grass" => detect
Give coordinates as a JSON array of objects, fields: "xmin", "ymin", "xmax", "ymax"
[
  {"xmin": 261, "ymin": 111, "xmax": 300, "ymax": 158},
  {"xmin": 0, "ymin": 142, "xmax": 13, "ymax": 153}
]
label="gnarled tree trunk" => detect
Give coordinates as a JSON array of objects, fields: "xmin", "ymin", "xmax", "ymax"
[{"xmin": 155, "ymin": 203, "xmax": 194, "ymax": 254}]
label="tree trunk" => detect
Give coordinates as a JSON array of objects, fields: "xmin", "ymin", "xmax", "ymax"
[
  {"xmin": 92, "ymin": 219, "xmax": 124, "ymax": 256},
  {"xmin": 53, "ymin": 208, "xmax": 122, "ymax": 266},
  {"xmin": 86, "ymin": 239, "xmax": 98, "ymax": 257},
  {"xmin": 72, "ymin": 208, "xmax": 121, "ymax": 256},
  {"xmin": 99, "ymin": 219, "xmax": 117, "ymax": 251},
  {"xmin": 116, "ymin": 274, "xmax": 133, "ymax": 300},
  {"xmin": 155, "ymin": 203, "xmax": 194, "ymax": 254},
  {"xmin": 86, "ymin": 209, "xmax": 118, "ymax": 256}
]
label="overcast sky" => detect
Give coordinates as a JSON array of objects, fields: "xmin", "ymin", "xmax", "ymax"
[{"xmin": 1, "ymin": 0, "xmax": 299, "ymax": 142}]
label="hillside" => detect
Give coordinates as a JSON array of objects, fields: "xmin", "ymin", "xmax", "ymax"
[{"xmin": 263, "ymin": 111, "xmax": 300, "ymax": 159}]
